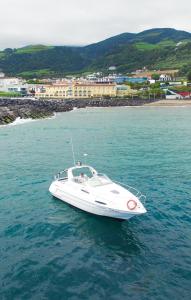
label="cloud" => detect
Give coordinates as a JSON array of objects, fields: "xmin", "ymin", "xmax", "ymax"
[{"xmin": 0, "ymin": 0, "xmax": 190, "ymax": 49}]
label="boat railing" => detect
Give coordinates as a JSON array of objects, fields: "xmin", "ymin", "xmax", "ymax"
[{"xmin": 114, "ymin": 180, "xmax": 146, "ymax": 204}]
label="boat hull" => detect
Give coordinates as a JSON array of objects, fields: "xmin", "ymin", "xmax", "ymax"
[{"xmin": 49, "ymin": 184, "xmax": 142, "ymax": 220}]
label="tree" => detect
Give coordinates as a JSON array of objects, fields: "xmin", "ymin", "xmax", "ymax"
[
  {"xmin": 4, "ymin": 48, "xmax": 13, "ymax": 55},
  {"xmin": 187, "ymin": 71, "xmax": 191, "ymax": 81},
  {"xmin": 150, "ymin": 82, "xmax": 160, "ymax": 89},
  {"xmin": 151, "ymin": 73, "xmax": 160, "ymax": 80}
]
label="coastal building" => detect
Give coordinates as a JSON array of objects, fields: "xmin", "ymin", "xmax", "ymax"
[
  {"xmin": 0, "ymin": 77, "xmax": 24, "ymax": 88},
  {"xmin": 165, "ymin": 89, "xmax": 191, "ymax": 99},
  {"xmin": 108, "ymin": 66, "xmax": 116, "ymax": 71},
  {"xmin": 114, "ymin": 76, "xmax": 148, "ymax": 84},
  {"xmin": 165, "ymin": 90, "xmax": 182, "ymax": 99},
  {"xmin": 7, "ymin": 86, "xmax": 28, "ymax": 96},
  {"xmin": 35, "ymin": 82, "xmax": 117, "ymax": 99},
  {"xmin": 131, "ymin": 70, "xmax": 178, "ymax": 80},
  {"xmin": 86, "ymin": 72, "xmax": 103, "ymax": 81},
  {"xmin": 116, "ymin": 85, "xmax": 137, "ymax": 97},
  {"xmin": 0, "ymin": 72, "xmax": 5, "ymax": 78},
  {"xmin": 0, "ymin": 77, "xmax": 28, "ymax": 95},
  {"xmin": 159, "ymin": 74, "xmax": 172, "ymax": 82}
]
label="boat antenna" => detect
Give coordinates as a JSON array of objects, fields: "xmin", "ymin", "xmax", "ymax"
[
  {"xmin": 70, "ymin": 137, "xmax": 76, "ymax": 166},
  {"xmin": 83, "ymin": 153, "xmax": 88, "ymax": 165}
]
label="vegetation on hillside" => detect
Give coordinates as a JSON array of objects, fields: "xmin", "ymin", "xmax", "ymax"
[
  {"xmin": 16, "ymin": 45, "xmax": 54, "ymax": 54},
  {"xmin": 0, "ymin": 28, "xmax": 191, "ymax": 78},
  {"xmin": 187, "ymin": 71, "xmax": 191, "ymax": 81},
  {"xmin": 0, "ymin": 91, "xmax": 21, "ymax": 97}
]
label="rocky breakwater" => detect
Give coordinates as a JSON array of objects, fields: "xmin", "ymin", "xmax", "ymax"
[
  {"xmin": 0, "ymin": 97, "xmax": 159, "ymax": 125},
  {"xmin": 0, "ymin": 98, "xmax": 73, "ymax": 125}
]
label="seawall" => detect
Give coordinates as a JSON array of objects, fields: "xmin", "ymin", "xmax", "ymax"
[{"xmin": 0, "ymin": 97, "xmax": 159, "ymax": 125}]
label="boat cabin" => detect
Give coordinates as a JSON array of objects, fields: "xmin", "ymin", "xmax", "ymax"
[
  {"xmin": 55, "ymin": 165, "xmax": 112, "ymax": 186},
  {"xmin": 68, "ymin": 165, "xmax": 97, "ymax": 183}
]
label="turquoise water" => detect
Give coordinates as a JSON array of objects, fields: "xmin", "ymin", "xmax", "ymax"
[{"xmin": 0, "ymin": 107, "xmax": 191, "ymax": 300}]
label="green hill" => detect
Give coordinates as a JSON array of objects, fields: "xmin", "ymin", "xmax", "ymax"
[
  {"xmin": 0, "ymin": 28, "xmax": 191, "ymax": 78},
  {"xmin": 15, "ymin": 45, "xmax": 54, "ymax": 54}
]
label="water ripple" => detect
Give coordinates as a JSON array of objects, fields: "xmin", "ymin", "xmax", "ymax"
[{"xmin": 0, "ymin": 107, "xmax": 191, "ymax": 299}]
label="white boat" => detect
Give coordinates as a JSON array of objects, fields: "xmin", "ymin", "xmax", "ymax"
[{"xmin": 49, "ymin": 163, "xmax": 147, "ymax": 220}]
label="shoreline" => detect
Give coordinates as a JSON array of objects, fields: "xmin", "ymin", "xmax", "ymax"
[
  {"xmin": 143, "ymin": 99, "xmax": 191, "ymax": 106},
  {"xmin": 1, "ymin": 98, "xmax": 191, "ymax": 126}
]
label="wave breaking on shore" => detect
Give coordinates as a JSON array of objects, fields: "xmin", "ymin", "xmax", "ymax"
[{"xmin": 8, "ymin": 117, "xmax": 36, "ymax": 126}]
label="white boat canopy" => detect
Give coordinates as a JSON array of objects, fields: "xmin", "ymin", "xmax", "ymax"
[{"xmin": 68, "ymin": 165, "xmax": 98, "ymax": 180}]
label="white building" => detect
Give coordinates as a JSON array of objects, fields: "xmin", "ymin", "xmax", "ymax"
[
  {"xmin": 0, "ymin": 77, "xmax": 26, "ymax": 92},
  {"xmin": 0, "ymin": 77, "xmax": 28, "ymax": 95},
  {"xmin": 165, "ymin": 89, "xmax": 182, "ymax": 100},
  {"xmin": 0, "ymin": 72, "xmax": 5, "ymax": 78},
  {"xmin": 159, "ymin": 74, "xmax": 172, "ymax": 82}
]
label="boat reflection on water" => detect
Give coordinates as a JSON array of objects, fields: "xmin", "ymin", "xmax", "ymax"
[{"xmin": 49, "ymin": 196, "xmax": 143, "ymax": 257}]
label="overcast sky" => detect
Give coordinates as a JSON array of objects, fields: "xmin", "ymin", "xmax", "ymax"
[{"xmin": 0, "ymin": 0, "xmax": 190, "ymax": 49}]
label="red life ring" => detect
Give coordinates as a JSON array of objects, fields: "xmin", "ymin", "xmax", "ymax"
[{"xmin": 127, "ymin": 199, "xmax": 137, "ymax": 210}]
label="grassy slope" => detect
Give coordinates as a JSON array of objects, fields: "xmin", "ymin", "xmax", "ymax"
[
  {"xmin": 16, "ymin": 45, "xmax": 54, "ymax": 54},
  {"xmin": 0, "ymin": 91, "xmax": 21, "ymax": 97},
  {"xmin": 88, "ymin": 42, "xmax": 191, "ymax": 73},
  {"xmin": 0, "ymin": 28, "xmax": 191, "ymax": 77},
  {"xmin": 0, "ymin": 52, "xmax": 5, "ymax": 58}
]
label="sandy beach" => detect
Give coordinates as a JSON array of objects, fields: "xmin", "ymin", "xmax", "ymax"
[{"xmin": 144, "ymin": 99, "xmax": 191, "ymax": 106}]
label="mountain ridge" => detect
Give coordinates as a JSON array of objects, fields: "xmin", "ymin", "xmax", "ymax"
[{"xmin": 0, "ymin": 28, "xmax": 191, "ymax": 78}]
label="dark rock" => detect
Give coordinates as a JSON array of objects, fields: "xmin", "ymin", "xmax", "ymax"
[{"xmin": 0, "ymin": 97, "xmax": 159, "ymax": 125}]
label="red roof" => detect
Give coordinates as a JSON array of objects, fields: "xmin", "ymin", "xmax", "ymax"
[{"xmin": 178, "ymin": 92, "xmax": 191, "ymax": 97}]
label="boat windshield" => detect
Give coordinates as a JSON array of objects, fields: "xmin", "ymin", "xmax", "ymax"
[
  {"xmin": 72, "ymin": 167, "xmax": 94, "ymax": 178},
  {"xmin": 87, "ymin": 173, "xmax": 112, "ymax": 187}
]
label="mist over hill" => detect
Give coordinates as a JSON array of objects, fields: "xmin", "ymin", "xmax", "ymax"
[{"xmin": 0, "ymin": 28, "xmax": 191, "ymax": 78}]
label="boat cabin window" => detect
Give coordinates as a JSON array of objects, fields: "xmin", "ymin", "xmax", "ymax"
[
  {"xmin": 72, "ymin": 167, "xmax": 94, "ymax": 178},
  {"xmin": 56, "ymin": 170, "xmax": 68, "ymax": 180},
  {"xmin": 88, "ymin": 174, "xmax": 112, "ymax": 187}
]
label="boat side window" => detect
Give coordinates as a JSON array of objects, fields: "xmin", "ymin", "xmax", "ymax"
[{"xmin": 57, "ymin": 170, "xmax": 68, "ymax": 180}]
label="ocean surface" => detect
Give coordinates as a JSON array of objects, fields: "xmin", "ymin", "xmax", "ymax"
[{"xmin": 0, "ymin": 107, "xmax": 191, "ymax": 300}]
